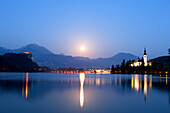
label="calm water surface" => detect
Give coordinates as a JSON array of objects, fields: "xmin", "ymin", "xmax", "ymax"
[{"xmin": 0, "ymin": 73, "xmax": 170, "ymax": 113}]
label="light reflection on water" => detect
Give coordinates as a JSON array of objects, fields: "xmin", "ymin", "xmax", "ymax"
[
  {"xmin": 0, "ymin": 73, "xmax": 170, "ymax": 113},
  {"xmin": 79, "ymin": 73, "xmax": 85, "ymax": 108}
]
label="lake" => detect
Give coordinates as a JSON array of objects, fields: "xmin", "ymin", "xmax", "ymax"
[{"xmin": 0, "ymin": 73, "xmax": 169, "ymax": 113}]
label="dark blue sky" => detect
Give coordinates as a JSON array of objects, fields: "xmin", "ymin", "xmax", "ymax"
[{"xmin": 0, "ymin": 0, "xmax": 170, "ymax": 59}]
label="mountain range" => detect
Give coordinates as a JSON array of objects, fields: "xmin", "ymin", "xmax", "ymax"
[{"xmin": 0, "ymin": 44, "xmax": 138, "ymax": 68}]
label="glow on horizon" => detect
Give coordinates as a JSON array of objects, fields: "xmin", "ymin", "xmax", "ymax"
[{"xmin": 80, "ymin": 46, "xmax": 85, "ymax": 51}]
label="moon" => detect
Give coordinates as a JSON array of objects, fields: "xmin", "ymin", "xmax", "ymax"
[{"xmin": 80, "ymin": 46, "xmax": 85, "ymax": 51}]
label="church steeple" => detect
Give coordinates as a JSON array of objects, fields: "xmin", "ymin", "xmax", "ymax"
[
  {"xmin": 144, "ymin": 48, "xmax": 147, "ymax": 55},
  {"xmin": 143, "ymin": 48, "xmax": 147, "ymax": 66}
]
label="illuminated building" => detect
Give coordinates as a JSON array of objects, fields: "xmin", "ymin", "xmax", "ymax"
[
  {"xmin": 143, "ymin": 48, "xmax": 147, "ymax": 66},
  {"xmin": 130, "ymin": 48, "xmax": 152, "ymax": 67},
  {"xmin": 95, "ymin": 69, "xmax": 111, "ymax": 74},
  {"xmin": 22, "ymin": 51, "xmax": 34, "ymax": 61}
]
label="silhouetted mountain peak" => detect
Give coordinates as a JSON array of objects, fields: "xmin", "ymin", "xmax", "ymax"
[
  {"xmin": 112, "ymin": 52, "xmax": 137, "ymax": 59},
  {"xmin": 18, "ymin": 44, "xmax": 54, "ymax": 55},
  {"xmin": 114, "ymin": 52, "xmax": 134, "ymax": 56}
]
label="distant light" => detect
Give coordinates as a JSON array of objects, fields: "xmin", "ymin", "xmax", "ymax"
[{"xmin": 80, "ymin": 46, "xmax": 85, "ymax": 51}]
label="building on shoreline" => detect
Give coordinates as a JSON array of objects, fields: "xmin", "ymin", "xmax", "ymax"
[{"xmin": 129, "ymin": 48, "xmax": 152, "ymax": 67}]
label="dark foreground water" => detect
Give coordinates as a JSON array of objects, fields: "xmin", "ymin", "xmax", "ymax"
[{"xmin": 0, "ymin": 73, "xmax": 170, "ymax": 113}]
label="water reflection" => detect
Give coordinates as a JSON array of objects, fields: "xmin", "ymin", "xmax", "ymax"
[
  {"xmin": 144, "ymin": 75, "xmax": 147, "ymax": 100},
  {"xmin": 96, "ymin": 76, "xmax": 100, "ymax": 86},
  {"xmin": 166, "ymin": 75, "xmax": 168, "ymax": 85},
  {"xmin": 149, "ymin": 75, "xmax": 152, "ymax": 88},
  {"xmin": 115, "ymin": 75, "xmax": 117, "ymax": 85},
  {"xmin": 130, "ymin": 74, "xmax": 149, "ymax": 100},
  {"xmin": 25, "ymin": 72, "xmax": 29, "ymax": 98},
  {"xmin": 0, "ymin": 73, "xmax": 169, "ymax": 102},
  {"xmin": 0, "ymin": 73, "xmax": 170, "ymax": 113},
  {"xmin": 79, "ymin": 73, "xmax": 85, "ymax": 108},
  {"xmin": 131, "ymin": 75, "xmax": 134, "ymax": 88},
  {"xmin": 22, "ymin": 72, "xmax": 29, "ymax": 99},
  {"xmin": 134, "ymin": 75, "xmax": 139, "ymax": 91}
]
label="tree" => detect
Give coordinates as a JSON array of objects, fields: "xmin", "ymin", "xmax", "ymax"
[
  {"xmin": 116, "ymin": 65, "xmax": 120, "ymax": 71},
  {"xmin": 121, "ymin": 59, "xmax": 125, "ymax": 68},
  {"xmin": 168, "ymin": 48, "xmax": 170, "ymax": 55},
  {"xmin": 141, "ymin": 57, "xmax": 144, "ymax": 67},
  {"xmin": 121, "ymin": 59, "xmax": 126, "ymax": 73},
  {"xmin": 126, "ymin": 61, "xmax": 130, "ymax": 73},
  {"xmin": 111, "ymin": 65, "xmax": 115, "ymax": 74}
]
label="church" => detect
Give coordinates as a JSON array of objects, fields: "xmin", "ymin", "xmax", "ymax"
[{"xmin": 129, "ymin": 48, "xmax": 152, "ymax": 67}]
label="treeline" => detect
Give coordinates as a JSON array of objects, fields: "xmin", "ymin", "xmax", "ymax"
[{"xmin": 111, "ymin": 59, "xmax": 170, "ymax": 74}]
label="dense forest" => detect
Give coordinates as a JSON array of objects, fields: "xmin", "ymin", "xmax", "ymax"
[{"xmin": 0, "ymin": 53, "xmax": 40, "ymax": 72}]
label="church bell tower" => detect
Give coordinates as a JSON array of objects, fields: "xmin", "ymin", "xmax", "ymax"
[{"xmin": 143, "ymin": 48, "xmax": 147, "ymax": 66}]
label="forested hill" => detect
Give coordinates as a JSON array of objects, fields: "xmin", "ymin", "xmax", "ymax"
[
  {"xmin": 0, "ymin": 53, "xmax": 40, "ymax": 72},
  {"xmin": 150, "ymin": 56, "xmax": 170, "ymax": 64}
]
